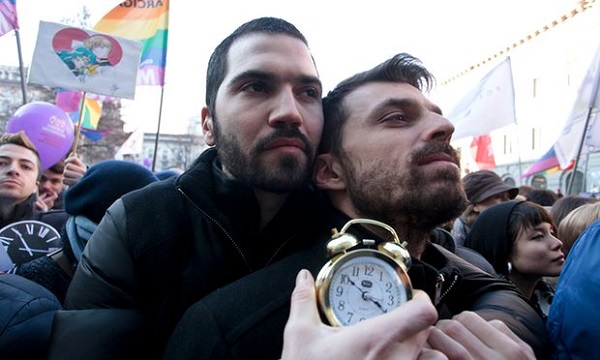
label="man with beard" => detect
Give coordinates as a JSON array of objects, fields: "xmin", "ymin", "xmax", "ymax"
[
  {"xmin": 59, "ymin": 17, "xmax": 331, "ymax": 359},
  {"xmin": 162, "ymin": 54, "xmax": 549, "ymax": 360}
]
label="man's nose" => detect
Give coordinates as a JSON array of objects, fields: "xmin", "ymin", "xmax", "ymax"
[{"xmin": 268, "ymin": 89, "xmax": 303, "ymax": 129}]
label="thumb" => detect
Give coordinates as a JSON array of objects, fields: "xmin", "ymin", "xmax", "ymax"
[{"xmin": 288, "ymin": 269, "xmax": 321, "ymax": 325}]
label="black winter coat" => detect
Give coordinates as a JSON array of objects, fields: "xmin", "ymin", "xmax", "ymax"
[
  {"xmin": 64, "ymin": 148, "xmax": 330, "ymax": 358},
  {"xmin": 163, "ymin": 210, "xmax": 551, "ymax": 360}
]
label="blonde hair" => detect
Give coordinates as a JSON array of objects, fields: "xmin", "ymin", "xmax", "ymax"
[
  {"xmin": 84, "ymin": 35, "xmax": 112, "ymax": 50},
  {"xmin": 558, "ymin": 202, "xmax": 600, "ymax": 257}
]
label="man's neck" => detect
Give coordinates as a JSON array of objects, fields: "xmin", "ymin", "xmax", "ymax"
[
  {"xmin": 253, "ymin": 189, "xmax": 289, "ymax": 230},
  {"xmin": 333, "ymin": 198, "xmax": 430, "ymax": 259},
  {"xmin": 0, "ymin": 198, "xmax": 20, "ymax": 221}
]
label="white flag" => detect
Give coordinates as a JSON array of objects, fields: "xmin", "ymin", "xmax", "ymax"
[
  {"xmin": 28, "ymin": 21, "xmax": 142, "ymax": 99},
  {"xmin": 115, "ymin": 128, "xmax": 144, "ymax": 160},
  {"xmin": 553, "ymin": 42, "xmax": 600, "ymax": 169},
  {"xmin": 447, "ymin": 57, "xmax": 516, "ymax": 141}
]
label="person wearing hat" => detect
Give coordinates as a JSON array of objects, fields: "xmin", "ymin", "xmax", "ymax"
[{"xmin": 452, "ymin": 170, "xmax": 518, "ymax": 245}]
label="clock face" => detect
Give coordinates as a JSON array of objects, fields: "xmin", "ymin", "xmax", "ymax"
[
  {"xmin": 319, "ymin": 250, "xmax": 411, "ymax": 326},
  {"xmin": 0, "ymin": 220, "xmax": 61, "ymax": 267}
]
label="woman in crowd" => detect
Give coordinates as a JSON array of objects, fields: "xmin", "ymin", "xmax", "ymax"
[{"xmin": 464, "ymin": 200, "xmax": 564, "ymax": 321}]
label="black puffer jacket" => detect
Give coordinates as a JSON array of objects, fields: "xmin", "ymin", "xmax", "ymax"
[
  {"xmin": 163, "ymin": 210, "xmax": 551, "ymax": 360},
  {"xmin": 64, "ymin": 148, "xmax": 330, "ymax": 357},
  {"xmin": 0, "ymin": 274, "xmax": 62, "ymax": 360}
]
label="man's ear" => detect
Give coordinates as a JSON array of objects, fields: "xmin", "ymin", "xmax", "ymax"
[
  {"xmin": 201, "ymin": 107, "xmax": 216, "ymax": 146},
  {"xmin": 313, "ymin": 153, "xmax": 346, "ymax": 191}
]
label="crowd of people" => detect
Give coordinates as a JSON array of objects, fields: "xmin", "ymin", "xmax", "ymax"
[{"xmin": 1, "ymin": 16, "xmax": 598, "ymax": 360}]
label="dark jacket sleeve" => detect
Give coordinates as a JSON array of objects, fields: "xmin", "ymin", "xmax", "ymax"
[
  {"xmin": 163, "ymin": 242, "xmax": 327, "ymax": 360},
  {"xmin": 46, "ymin": 309, "xmax": 150, "ymax": 360},
  {"xmin": 0, "ymin": 274, "xmax": 62, "ymax": 360},
  {"xmin": 442, "ymin": 248, "xmax": 551, "ymax": 359},
  {"xmin": 65, "ymin": 199, "xmax": 139, "ymax": 309}
]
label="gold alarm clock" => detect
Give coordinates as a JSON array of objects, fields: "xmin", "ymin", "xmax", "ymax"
[{"xmin": 315, "ymin": 218, "xmax": 412, "ymax": 327}]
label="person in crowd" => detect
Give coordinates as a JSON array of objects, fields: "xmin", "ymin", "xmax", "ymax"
[
  {"xmin": 557, "ymin": 201, "xmax": 600, "ymax": 258},
  {"xmin": 451, "ymin": 169, "xmax": 518, "ymax": 245},
  {"xmin": 519, "ymin": 185, "xmax": 533, "ymax": 199},
  {"xmin": 162, "ymin": 53, "xmax": 546, "ymax": 359},
  {"xmin": 527, "ymin": 188, "xmax": 559, "ymax": 207},
  {"xmin": 11, "ymin": 160, "xmax": 159, "ymax": 304},
  {"xmin": 0, "ymin": 273, "xmax": 62, "ymax": 359},
  {"xmin": 464, "ymin": 200, "xmax": 564, "ymax": 322},
  {"xmin": 547, "ymin": 217, "xmax": 600, "ymax": 359},
  {"xmin": 61, "ymin": 17, "xmax": 331, "ymax": 359},
  {"xmin": 35, "ymin": 159, "xmax": 66, "ymax": 211},
  {"xmin": 551, "ymin": 194, "xmax": 598, "ymax": 229},
  {"xmin": 0, "ymin": 132, "xmax": 67, "ymax": 233}
]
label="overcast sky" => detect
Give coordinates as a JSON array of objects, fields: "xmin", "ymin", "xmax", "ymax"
[{"xmin": 0, "ymin": 0, "xmax": 578, "ymax": 134}]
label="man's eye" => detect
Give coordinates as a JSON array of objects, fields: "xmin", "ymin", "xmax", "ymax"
[
  {"xmin": 302, "ymin": 88, "xmax": 320, "ymax": 99},
  {"xmin": 242, "ymin": 82, "xmax": 267, "ymax": 93},
  {"xmin": 382, "ymin": 114, "xmax": 407, "ymax": 123}
]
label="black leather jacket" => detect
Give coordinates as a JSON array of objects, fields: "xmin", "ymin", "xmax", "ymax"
[
  {"xmin": 64, "ymin": 148, "xmax": 330, "ymax": 356},
  {"xmin": 163, "ymin": 210, "xmax": 551, "ymax": 360}
]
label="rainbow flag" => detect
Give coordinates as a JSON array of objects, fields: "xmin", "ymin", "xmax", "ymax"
[
  {"xmin": 94, "ymin": 0, "xmax": 169, "ymax": 86},
  {"xmin": 0, "ymin": 0, "xmax": 18, "ymax": 36},
  {"xmin": 521, "ymin": 147, "xmax": 574, "ymax": 178},
  {"xmin": 56, "ymin": 89, "xmax": 107, "ymax": 141}
]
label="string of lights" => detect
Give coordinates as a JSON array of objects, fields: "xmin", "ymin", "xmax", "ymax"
[{"xmin": 440, "ymin": 0, "xmax": 596, "ymax": 85}]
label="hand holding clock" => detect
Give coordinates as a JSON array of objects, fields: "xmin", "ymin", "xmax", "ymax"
[{"xmin": 281, "ymin": 270, "xmax": 442, "ymax": 360}]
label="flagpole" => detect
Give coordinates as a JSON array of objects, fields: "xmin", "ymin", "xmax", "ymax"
[
  {"xmin": 14, "ymin": 29, "xmax": 27, "ymax": 105},
  {"xmin": 566, "ymin": 47, "xmax": 600, "ymax": 194},
  {"xmin": 566, "ymin": 106, "xmax": 593, "ymax": 194},
  {"xmin": 70, "ymin": 92, "xmax": 87, "ymax": 155},
  {"xmin": 151, "ymin": 86, "xmax": 165, "ymax": 172}
]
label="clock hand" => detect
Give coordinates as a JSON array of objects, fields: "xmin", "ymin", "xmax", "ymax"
[
  {"xmin": 18, "ymin": 248, "xmax": 50, "ymax": 253},
  {"xmin": 363, "ymin": 293, "xmax": 387, "ymax": 314},
  {"xmin": 346, "ymin": 278, "xmax": 387, "ymax": 313},
  {"xmin": 12, "ymin": 228, "xmax": 33, "ymax": 256}
]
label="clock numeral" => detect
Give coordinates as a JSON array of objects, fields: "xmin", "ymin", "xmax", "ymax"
[
  {"xmin": 46, "ymin": 236, "xmax": 59, "ymax": 243},
  {"xmin": 364, "ymin": 265, "xmax": 374, "ymax": 277},
  {"xmin": 0, "ymin": 236, "xmax": 13, "ymax": 246},
  {"xmin": 26, "ymin": 223, "xmax": 34, "ymax": 235},
  {"xmin": 335, "ymin": 285, "xmax": 344, "ymax": 297},
  {"xmin": 385, "ymin": 282, "xmax": 393, "ymax": 293},
  {"xmin": 345, "ymin": 311, "xmax": 353, "ymax": 324},
  {"xmin": 340, "ymin": 274, "xmax": 350, "ymax": 284},
  {"xmin": 352, "ymin": 266, "xmax": 359, "ymax": 277},
  {"xmin": 337, "ymin": 300, "xmax": 346, "ymax": 311},
  {"xmin": 387, "ymin": 295, "xmax": 395, "ymax": 306},
  {"xmin": 38, "ymin": 226, "xmax": 50, "ymax": 238}
]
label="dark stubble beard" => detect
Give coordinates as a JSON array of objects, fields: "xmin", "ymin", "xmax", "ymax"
[
  {"xmin": 339, "ymin": 142, "xmax": 468, "ymax": 234},
  {"xmin": 213, "ymin": 118, "xmax": 315, "ymax": 193}
]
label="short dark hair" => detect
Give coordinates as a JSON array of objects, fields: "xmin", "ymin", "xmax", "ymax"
[
  {"xmin": 0, "ymin": 131, "xmax": 42, "ymax": 180},
  {"xmin": 205, "ymin": 17, "xmax": 310, "ymax": 117},
  {"xmin": 47, "ymin": 159, "xmax": 65, "ymax": 175},
  {"xmin": 320, "ymin": 53, "xmax": 435, "ymax": 155}
]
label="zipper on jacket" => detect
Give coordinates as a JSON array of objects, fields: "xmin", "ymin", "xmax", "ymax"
[
  {"xmin": 178, "ymin": 187, "xmax": 253, "ymax": 272},
  {"xmin": 434, "ymin": 273, "xmax": 444, "ymax": 305},
  {"xmin": 436, "ymin": 272, "xmax": 460, "ymax": 305}
]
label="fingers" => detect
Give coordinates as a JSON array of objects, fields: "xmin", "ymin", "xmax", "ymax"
[
  {"xmin": 287, "ymin": 269, "xmax": 322, "ymax": 325},
  {"xmin": 34, "ymin": 198, "xmax": 48, "ymax": 211},
  {"xmin": 417, "ymin": 348, "xmax": 449, "ymax": 360},
  {"xmin": 63, "ymin": 156, "xmax": 87, "ymax": 186},
  {"xmin": 365, "ymin": 290, "xmax": 438, "ymax": 341},
  {"xmin": 430, "ymin": 311, "xmax": 535, "ymax": 360}
]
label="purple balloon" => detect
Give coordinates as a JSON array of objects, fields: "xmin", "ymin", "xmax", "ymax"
[{"xmin": 6, "ymin": 102, "xmax": 75, "ymax": 170}]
